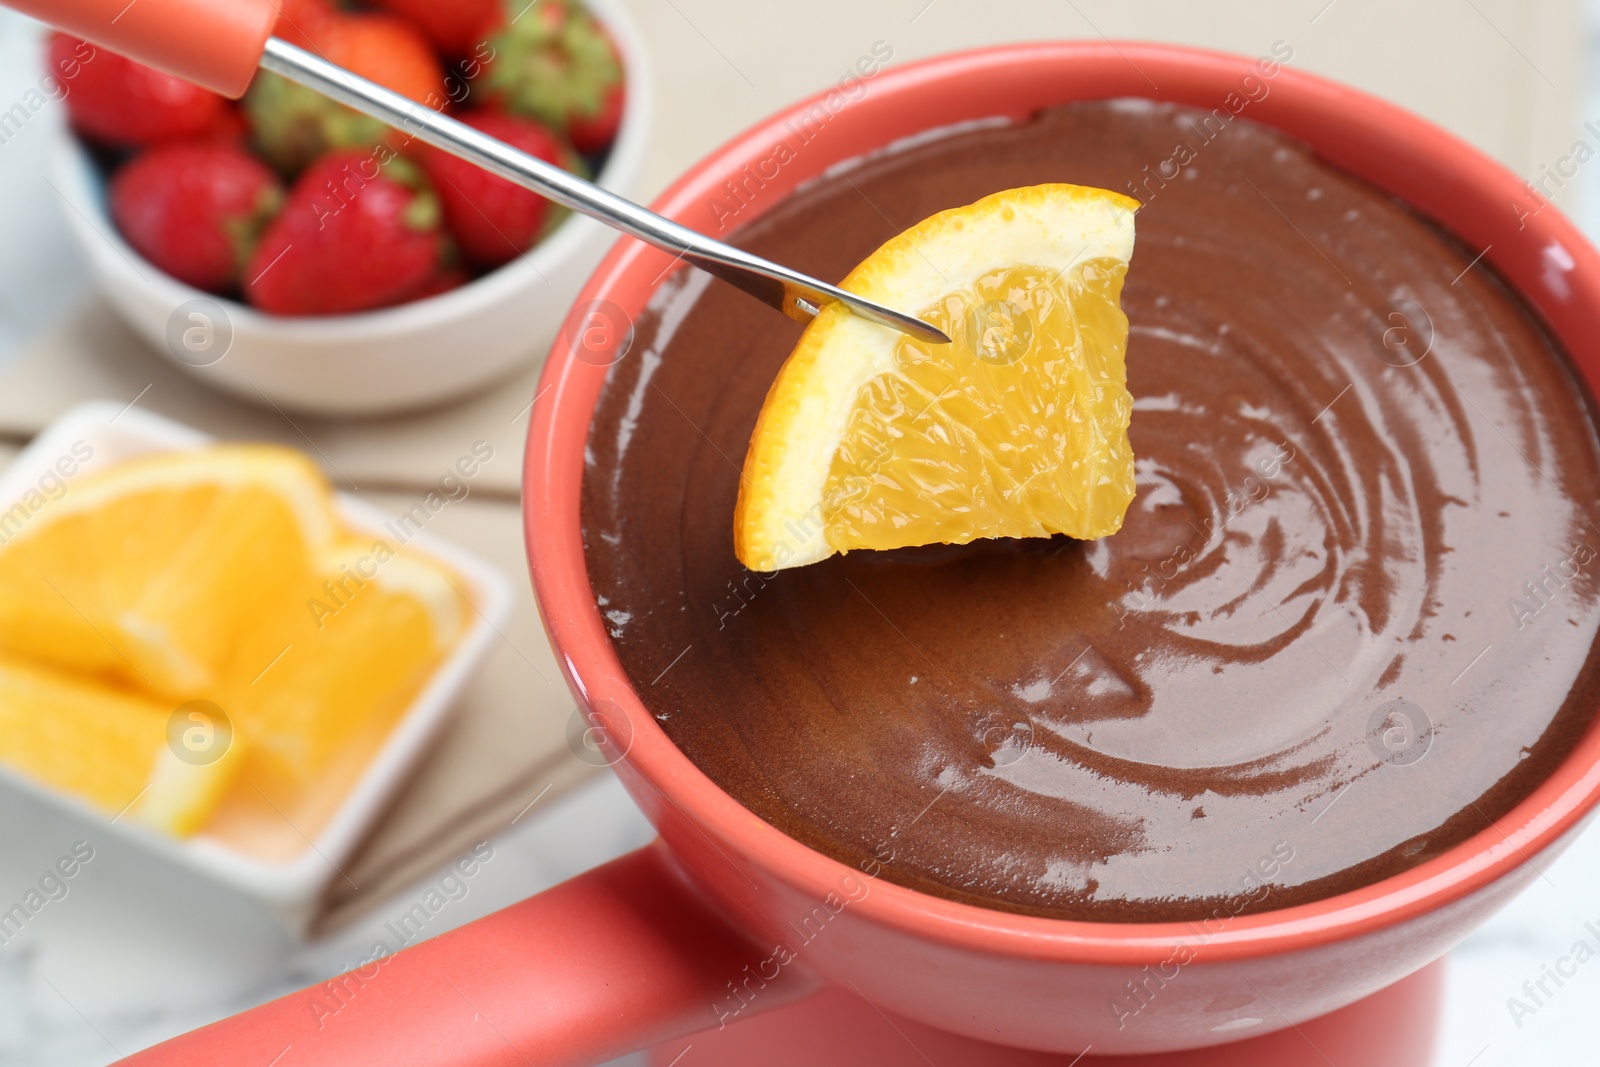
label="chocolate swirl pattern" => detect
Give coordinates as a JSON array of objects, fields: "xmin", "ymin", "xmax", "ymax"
[{"xmin": 582, "ymin": 103, "xmax": 1600, "ymax": 921}]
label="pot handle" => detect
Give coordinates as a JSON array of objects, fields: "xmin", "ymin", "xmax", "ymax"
[
  {"xmin": 122, "ymin": 841, "xmax": 817, "ymax": 1067},
  {"xmin": 7, "ymin": 0, "xmax": 278, "ymax": 97}
]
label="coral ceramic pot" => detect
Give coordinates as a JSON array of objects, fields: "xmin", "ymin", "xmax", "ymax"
[{"xmin": 128, "ymin": 42, "xmax": 1600, "ymax": 1067}]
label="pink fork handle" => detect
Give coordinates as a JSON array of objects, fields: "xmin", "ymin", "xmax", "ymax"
[
  {"xmin": 6, "ymin": 0, "xmax": 279, "ymax": 97},
  {"xmin": 122, "ymin": 842, "xmax": 817, "ymax": 1067}
]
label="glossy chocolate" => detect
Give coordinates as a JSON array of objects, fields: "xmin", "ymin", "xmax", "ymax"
[{"xmin": 580, "ymin": 102, "xmax": 1600, "ymax": 921}]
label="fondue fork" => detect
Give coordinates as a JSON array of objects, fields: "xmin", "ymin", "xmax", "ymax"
[
  {"xmin": 12, "ymin": 0, "xmax": 952, "ymax": 346},
  {"xmin": 259, "ymin": 40, "xmax": 950, "ymax": 343}
]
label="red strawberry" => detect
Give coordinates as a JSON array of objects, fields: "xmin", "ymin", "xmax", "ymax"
[
  {"xmin": 420, "ymin": 111, "xmax": 571, "ymax": 268},
  {"xmin": 111, "ymin": 143, "xmax": 284, "ymax": 293},
  {"xmin": 50, "ymin": 34, "xmax": 229, "ymax": 147},
  {"xmin": 243, "ymin": 151, "xmax": 445, "ymax": 316},
  {"xmin": 564, "ymin": 79, "xmax": 623, "ymax": 155},
  {"xmin": 245, "ymin": 13, "xmax": 447, "ymax": 173},
  {"xmin": 319, "ymin": 15, "xmax": 447, "ymax": 105},
  {"xmin": 272, "ymin": 0, "xmax": 340, "ymax": 50},
  {"xmin": 371, "ymin": 0, "xmax": 503, "ymax": 57},
  {"xmin": 199, "ymin": 105, "xmax": 252, "ymax": 148},
  {"xmin": 482, "ymin": 0, "xmax": 625, "ymax": 152}
]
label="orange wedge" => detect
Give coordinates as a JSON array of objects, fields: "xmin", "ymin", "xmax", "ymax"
[
  {"xmin": 0, "ymin": 656, "xmax": 242, "ymax": 836},
  {"xmin": 735, "ymin": 184, "xmax": 1139, "ymax": 572},
  {"xmin": 225, "ymin": 538, "xmax": 467, "ymax": 801},
  {"xmin": 0, "ymin": 446, "xmax": 332, "ymax": 698}
]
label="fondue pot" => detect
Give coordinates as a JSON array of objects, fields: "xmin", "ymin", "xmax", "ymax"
[{"xmin": 108, "ymin": 41, "xmax": 1600, "ymax": 1067}]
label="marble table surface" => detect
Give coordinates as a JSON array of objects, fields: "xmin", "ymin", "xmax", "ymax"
[{"xmin": 2, "ymin": 1, "xmax": 1600, "ymax": 1063}]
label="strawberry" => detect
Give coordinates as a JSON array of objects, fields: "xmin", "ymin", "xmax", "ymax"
[
  {"xmin": 371, "ymin": 0, "xmax": 503, "ymax": 57},
  {"xmin": 272, "ymin": 0, "xmax": 340, "ymax": 50},
  {"xmin": 318, "ymin": 15, "xmax": 446, "ymax": 105},
  {"xmin": 243, "ymin": 151, "xmax": 446, "ymax": 316},
  {"xmin": 564, "ymin": 79, "xmax": 624, "ymax": 155},
  {"xmin": 245, "ymin": 13, "xmax": 446, "ymax": 173},
  {"xmin": 49, "ymin": 34, "xmax": 230, "ymax": 147},
  {"xmin": 195, "ymin": 104, "xmax": 252, "ymax": 148},
  {"xmin": 420, "ymin": 111, "xmax": 573, "ymax": 268},
  {"xmin": 111, "ymin": 143, "xmax": 284, "ymax": 293},
  {"xmin": 482, "ymin": 0, "xmax": 625, "ymax": 153}
]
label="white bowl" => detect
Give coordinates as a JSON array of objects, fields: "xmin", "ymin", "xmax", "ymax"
[
  {"xmin": 0, "ymin": 402, "xmax": 512, "ymax": 930},
  {"xmin": 49, "ymin": 0, "xmax": 650, "ymax": 418}
]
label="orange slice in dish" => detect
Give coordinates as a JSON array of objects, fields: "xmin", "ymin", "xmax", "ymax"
[
  {"xmin": 0, "ymin": 446, "xmax": 333, "ymax": 698},
  {"xmin": 223, "ymin": 538, "xmax": 467, "ymax": 802},
  {"xmin": 0, "ymin": 441, "xmax": 472, "ymax": 843},
  {"xmin": 734, "ymin": 184, "xmax": 1139, "ymax": 572},
  {"xmin": 0, "ymin": 655, "xmax": 242, "ymax": 836}
]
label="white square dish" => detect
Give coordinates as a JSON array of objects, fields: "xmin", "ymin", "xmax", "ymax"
[{"xmin": 0, "ymin": 401, "xmax": 513, "ymax": 929}]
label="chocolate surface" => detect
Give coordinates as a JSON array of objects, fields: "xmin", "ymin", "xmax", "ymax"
[{"xmin": 581, "ymin": 102, "xmax": 1600, "ymax": 921}]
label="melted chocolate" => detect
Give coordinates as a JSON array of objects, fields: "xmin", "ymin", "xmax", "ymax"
[{"xmin": 580, "ymin": 102, "xmax": 1600, "ymax": 921}]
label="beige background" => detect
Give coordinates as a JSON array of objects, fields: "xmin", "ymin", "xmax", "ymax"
[{"xmin": 616, "ymin": 0, "xmax": 1587, "ymax": 217}]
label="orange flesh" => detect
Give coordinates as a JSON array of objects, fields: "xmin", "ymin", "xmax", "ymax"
[{"xmin": 821, "ymin": 260, "xmax": 1135, "ymax": 552}]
